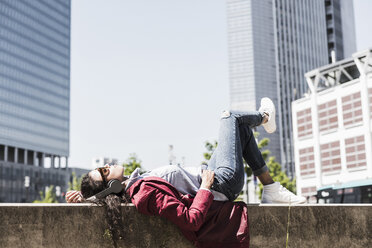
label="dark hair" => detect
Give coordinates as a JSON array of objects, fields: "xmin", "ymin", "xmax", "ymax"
[{"xmin": 81, "ymin": 174, "xmax": 129, "ymax": 247}]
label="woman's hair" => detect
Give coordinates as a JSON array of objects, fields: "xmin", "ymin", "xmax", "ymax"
[{"xmin": 81, "ymin": 174, "xmax": 129, "ymax": 247}]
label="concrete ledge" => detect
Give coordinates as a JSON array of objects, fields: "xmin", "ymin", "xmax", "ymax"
[
  {"xmin": 0, "ymin": 204, "xmax": 371, "ymax": 248},
  {"xmin": 0, "ymin": 203, "xmax": 193, "ymax": 248},
  {"xmin": 248, "ymin": 204, "xmax": 371, "ymax": 248}
]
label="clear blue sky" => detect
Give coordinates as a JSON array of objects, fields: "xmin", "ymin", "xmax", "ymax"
[{"xmin": 70, "ymin": 0, "xmax": 372, "ymax": 170}]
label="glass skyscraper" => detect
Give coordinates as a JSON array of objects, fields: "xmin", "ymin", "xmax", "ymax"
[
  {"xmin": 325, "ymin": 0, "xmax": 357, "ymax": 63},
  {"xmin": 227, "ymin": 0, "xmax": 356, "ymax": 178},
  {"xmin": 0, "ymin": 0, "xmax": 71, "ymax": 202}
]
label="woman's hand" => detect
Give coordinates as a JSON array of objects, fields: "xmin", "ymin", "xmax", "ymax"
[
  {"xmin": 65, "ymin": 190, "xmax": 83, "ymax": 203},
  {"xmin": 200, "ymin": 170, "xmax": 215, "ymax": 190}
]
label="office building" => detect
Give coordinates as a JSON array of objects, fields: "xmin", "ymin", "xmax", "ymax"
[
  {"xmin": 292, "ymin": 49, "xmax": 372, "ymax": 202},
  {"xmin": 227, "ymin": 0, "xmax": 356, "ymax": 178},
  {"xmin": 67, "ymin": 167, "xmax": 90, "ymax": 188},
  {"xmin": 92, "ymin": 157, "xmax": 119, "ymax": 168},
  {"xmin": 325, "ymin": 0, "xmax": 357, "ymax": 63},
  {"xmin": 0, "ymin": 0, "xmax": 71, "ymax": 202}
]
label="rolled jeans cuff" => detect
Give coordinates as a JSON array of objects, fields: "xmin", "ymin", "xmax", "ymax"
[{"xmin": 253, "ymin": 165, "xmax": 269, "ymax": 176}]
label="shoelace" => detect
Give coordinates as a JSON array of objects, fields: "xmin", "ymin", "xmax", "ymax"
[{"xmin": 279, "ymin": 185, "xmax": 288, "ymax": 192}]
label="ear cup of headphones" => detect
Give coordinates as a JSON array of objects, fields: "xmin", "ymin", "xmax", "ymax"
[
  {"xmin": 87, "ymin": 179, "xmax": 123, "ymax": 201},
  {"xmin": 107, "ymin": 179, "xmax": 123, "ymax": 194}
]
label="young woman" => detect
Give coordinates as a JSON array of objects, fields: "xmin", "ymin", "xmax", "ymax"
[{"xmin": 67, "ymin": 98, "xmax": 305, "ymax": 248}]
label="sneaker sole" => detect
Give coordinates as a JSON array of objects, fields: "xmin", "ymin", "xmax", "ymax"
[{"xmin": 260, "ymin": 98, "xmax": 276, "ymax": 133}]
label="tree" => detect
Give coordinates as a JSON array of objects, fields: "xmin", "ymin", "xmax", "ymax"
[
  {"xmin": 68, "ymin": 172, "xmax": 82, "ymax": 191},
  {"xmin": 202, "ymin": 140, "xmax": 218, "ymax": 165},
  {"xmin": 255, "ymin": 132, "xmax": 270, "ymax": 160},
  {"xmin": 33, "ymin": 185, "xmax": 58, "ymax": 203},
  {"xmin": 256, "ymin": 132, "xmax": 296, "ymax": 198},
  {"xmin": 202, "ymin": 132, "xmax": 296, "ymax": 201},
  {"xmin": 122, "ymin": 153, "xmax": 143, "ymax": 175},
  {"xmin": 202, "ymin": 140, "xmax": 253, "ymax": 202},
  {"xmin": 258, "ymin": 157, "xmax": 296, "ymax": 197}
]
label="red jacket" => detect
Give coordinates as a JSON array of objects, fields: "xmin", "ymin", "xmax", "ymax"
[{"xmin": 127, "ymin": 177, "xmax": 249, "ymax": 248}]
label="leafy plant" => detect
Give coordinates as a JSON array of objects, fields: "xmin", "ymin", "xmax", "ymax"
[
  {"xmin": 68, "ymin": 172, "xmax": 82, "ymax": 191},
  {"xmin": 256, "ymin": 132, "xmax": 296, "ymax": 198},
  {"xmin": 202, "ymin": 140, "xmax": 218, "ymax": 164},
  {"xmin": 33, "ymin": 185, "xmax": 58, "ymax": 203},
  {"xmin": 122, "ymin": 153, "xmax": 143, "ymax": 175}
]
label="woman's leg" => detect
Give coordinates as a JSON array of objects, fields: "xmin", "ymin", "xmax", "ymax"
[{"xmin": 207, "ymin": 110, "xmax": 268, "ymax": 201}]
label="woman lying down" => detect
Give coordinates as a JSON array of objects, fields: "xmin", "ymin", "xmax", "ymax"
[{"xmin": 66, "ymin": 98, "xmax": 305, "ymax": 248}]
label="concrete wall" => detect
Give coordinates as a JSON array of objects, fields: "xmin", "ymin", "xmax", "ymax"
[
  {"xmin": 0, "ymin": 204, "xmax": 371, "ymax": 248},
  {"xmin": 248, "ymin": 204, "xmax": 371, "ymax": 247}
]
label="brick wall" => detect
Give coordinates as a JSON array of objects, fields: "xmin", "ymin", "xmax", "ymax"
[
  {"xmin": 318, "ymin": 100, "xmax": 338, "ymax": 132},
  {"xmin": 345, "ymin": 135, "xmax": 367, "ymax": 169},
  {"xmin": 320, "ymin": 141, "xmax": 341, "ymax": 173},
  {"xmin": 297, "ymin": 108, "xmax": 312, "ymax": 138},
  {"xmin": 342, "ymin": 92, "xmax": 363, "ymax": 127},
  {"xmin": 299, "ymin": 147, "xmax": 315, "ymax": 177}
]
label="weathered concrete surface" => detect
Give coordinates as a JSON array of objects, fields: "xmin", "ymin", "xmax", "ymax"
[
  {"xmin": 0, "ymin": 203, "xmax": 193, "ymax": 248},
  {"xmin": 247, "ymin": 204, "xmax": 372, "ymax": 248},
  {"xmin": 0, "ymin": 203, "xmax": 371, "ymax": 248}
]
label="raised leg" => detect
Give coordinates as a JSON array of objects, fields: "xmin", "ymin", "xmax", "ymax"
[{"xmin": 207, "ymin": 110, "xmax": 268, "ymax": 201}]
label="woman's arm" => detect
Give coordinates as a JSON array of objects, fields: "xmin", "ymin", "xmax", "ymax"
[
  {"xmin": 133, "ymin": 170, "xmax": 215, "ymax": 231},
  {"xmin": 150, "ymin": 187, "xmax": 214, "ymax": 231}
]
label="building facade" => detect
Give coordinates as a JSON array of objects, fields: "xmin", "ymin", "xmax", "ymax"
[
  {"xmin": 92, "ymin": 157, "xmax": 119, "ymax": 169},
  {"xmin": 325, "ymin": 0, "xmax": 357, "ymax": 63},
  {"xmin": 0, "ymin": 0, "xmax": 71, "ymax": 202},
  {"xmin": 67, "ymin": 167, "xmax": 90, "ymax": 188},
  {"xmin": 292, "ymin": 49, "xmax": 372, "ymax": 201},
  {"xmin": 226, "ymin": 0, "xmax": 356, "ymax": 178}
]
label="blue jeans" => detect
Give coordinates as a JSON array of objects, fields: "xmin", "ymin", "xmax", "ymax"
[{"xmin": 207, "ymin": 111, "xmax": 268, "ymax": 201}]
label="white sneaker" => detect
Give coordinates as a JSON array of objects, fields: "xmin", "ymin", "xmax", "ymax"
[
  {"xmin": 261, "ymin": 182, "xmax": 306, "ymax": 204},
  {"xmin": 258, "ymin": 97, "xmax": 276, "ymax": 133}
]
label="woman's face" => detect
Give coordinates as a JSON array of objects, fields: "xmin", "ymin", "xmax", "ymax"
[{"xmin": 89, "ymin": 164, "xmax": 125, "ymax": 183}]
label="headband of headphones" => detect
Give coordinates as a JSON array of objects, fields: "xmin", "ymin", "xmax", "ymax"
[{"xmin": 86, "ymin": 179, "xmax": 123, "ymax": 202}]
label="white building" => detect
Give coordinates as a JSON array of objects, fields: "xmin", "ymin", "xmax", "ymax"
[
  {"xmin": 92, "ymin": 157, "xmax": 118, "ymax": 168},
  {"xmin": 292, "ymin": 49, "xmax": 372, "ymax": 202},
  {"xmin": 227, "ymin": 0, "xmax": 357, "ymax": 179}
]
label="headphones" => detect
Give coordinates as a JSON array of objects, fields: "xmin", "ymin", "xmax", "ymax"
[{"xmin": 86, "ymin": 179, "xmax": 123, "ymax": 201}]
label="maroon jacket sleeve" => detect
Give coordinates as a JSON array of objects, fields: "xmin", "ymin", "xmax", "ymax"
[
  {"xmin": 133, "ymin": 185, "xmax": 214, "ymax": 232},
  {"xmin": 151, "ymin": 189, "xmax": 214, "ymax": 231}
]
